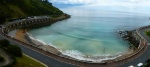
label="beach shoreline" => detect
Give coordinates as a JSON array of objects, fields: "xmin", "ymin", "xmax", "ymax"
[
  {"xmin": 13, "ymin": 29, "xmax": 136, "ymax": 63},
  {"xmin": 14, "ymin": 29, "xmax": 62, "ymax": 55}
]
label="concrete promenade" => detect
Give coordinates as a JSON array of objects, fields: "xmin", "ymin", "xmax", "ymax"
[{"xmin": 0, "ymin": 16, "xmax": 149, "ymax": 67}]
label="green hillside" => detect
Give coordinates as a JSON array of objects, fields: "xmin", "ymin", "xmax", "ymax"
[{"xmin": 0, "ymin": 0, "xmax": 63, "ymax": 23}]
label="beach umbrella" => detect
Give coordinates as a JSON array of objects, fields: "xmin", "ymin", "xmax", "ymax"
[
  {"xmin": 137, "ymin": 63, "xmax": 143, "ymax": 66},
  {"xmin": 129, "ymin": 65, "xmax": 134, "ymax": 67}
]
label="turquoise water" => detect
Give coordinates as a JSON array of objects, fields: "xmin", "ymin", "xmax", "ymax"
[{"xmin": 28, "ymin": 12, "xmax": 150, "ymax": 62}]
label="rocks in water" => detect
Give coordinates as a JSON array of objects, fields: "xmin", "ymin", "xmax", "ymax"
[
  {"xmin": 118, "ymin": 30, "xmax": 129, "ymax": 40},
  {"xmin": 118, "ymin": 30, "xmax": 139, "ymax": 48}
]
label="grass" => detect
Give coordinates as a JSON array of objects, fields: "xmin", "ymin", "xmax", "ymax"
[
  {"xmin": 14, "ymin": 54, "xmax": 46, "ymax": 67},
  {"xmin": 146, "ymin": 31, "xmax": 150, "ymax": 37}
]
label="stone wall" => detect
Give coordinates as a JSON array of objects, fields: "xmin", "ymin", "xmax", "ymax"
[{"xmin": 0, "ymin": 15, "xmax": 148, "ymax": 67}]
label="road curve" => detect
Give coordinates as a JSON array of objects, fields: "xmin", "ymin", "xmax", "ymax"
[
  {"xmin": 0, "ymin": 28, "xmax": 77, "ymax": 67},
  {"xmin": 0, "ymin": 16, "xmax": 149, "ymax": 67},
  {"xmin": 119, "ymin": 26, "xmax": 150, "ymax": 67}
]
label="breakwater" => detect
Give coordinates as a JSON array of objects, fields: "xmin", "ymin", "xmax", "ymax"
[{"xmin": 0, "ymin": 14, "xmax": 148, "ymax": 67}]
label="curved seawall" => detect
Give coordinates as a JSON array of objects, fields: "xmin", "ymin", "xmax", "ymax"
[{"xmin": 0, "ymin": 14, "xmax": 148, "ymax": 67}]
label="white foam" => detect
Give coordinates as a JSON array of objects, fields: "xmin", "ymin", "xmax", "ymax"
[
  {"xmin": 26, "ymin": 32, "xmax": 125, "ymax": 62},
  {"xmin": 26, "ymin": 32, "xmax": 57, "ymax": 48},
  {"xmin": 62, "ymin": 50, "xmax": 124, "ymax": 62}
]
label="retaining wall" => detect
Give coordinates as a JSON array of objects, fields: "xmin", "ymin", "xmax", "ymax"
[{"xmin": 0, "ymin": 15, "xmax": 148, "ymax": 67}]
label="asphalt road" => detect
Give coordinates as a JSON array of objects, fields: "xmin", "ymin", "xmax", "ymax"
[
  {"xmin": 1, "ymin": 27, "xmax": 150, "ymax": 67},
  {"xmin": 118, "ymin": 28, "xmax": 150, "ymax": 67},
  {"xmin": 0, "ymin": 34, "xmax": 77, "ymax": 67},
  {"xmin": 18, "ymin": 44, "xmax": 77, "ymax": 67},
  {"xmin": 118, "ymin": 46, "xmax": 150, "ymax": 67}
]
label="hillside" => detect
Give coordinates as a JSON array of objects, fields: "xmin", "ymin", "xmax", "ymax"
[{"xmin": 0, "ymin": 0, "xmax": 63, "ymax": 23}]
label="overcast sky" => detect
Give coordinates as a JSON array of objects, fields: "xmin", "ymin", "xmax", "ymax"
[{"xmin": 48, "ymin": 0, "xmax": 150, "ymax": 14}]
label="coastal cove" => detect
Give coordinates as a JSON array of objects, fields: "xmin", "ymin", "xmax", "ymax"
[
  {"xmin": 0, "ymin": 12, "xmax": 148, "ymax": 66},
  {"xmin": 27, "ymin": 15, "xmax": 150, "ymax": 62},
  {"xmin": 1, "ymin": 0, "xmax": 150, "ymax": 66}
]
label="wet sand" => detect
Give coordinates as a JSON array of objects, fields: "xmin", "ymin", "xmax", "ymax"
[
  {"xmin": 15, "ymin": 29, "xmax": 61, "ymax": 55},
  {"xmin": 14, "ymin": 29, "xmax": 136, "ymax": 63},
  {"xmin": 15, "ymin": 29, "xmax": 27, "ymax": 42}
]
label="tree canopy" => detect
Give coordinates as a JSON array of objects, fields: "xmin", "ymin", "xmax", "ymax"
[
  {"xmin": 7, "ymin": 45, "xmax": 22, "ymax": 57},
  {"xmin": 0, "ymin": 39, "xmax": 10, "ymax": 47},
  {"xmin": 0, "ymin": 0, "xmax": 63, "ymax": 23}
]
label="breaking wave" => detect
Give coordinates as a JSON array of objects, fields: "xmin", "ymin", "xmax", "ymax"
[
  {"xmin": 26, "ymin": 32, "xmax": 124, "ymax": 62},
  {"xmin": 62, "ymin": 50, "xmax": 124, "ymax": 62}
]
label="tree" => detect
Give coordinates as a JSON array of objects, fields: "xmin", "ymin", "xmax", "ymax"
[
  {"xmin": 7, "ymin": 45, "xmax": 22, "ymax": 57},
  {"xmin": 0, "ymin": 39, "xmax": 10, "ymax": 47}
]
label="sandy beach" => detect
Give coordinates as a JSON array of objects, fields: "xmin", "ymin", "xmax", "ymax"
[
  {"xmin": 13, "ymin": 29, "xmax": 138, "ymax": 63},
  {"xmin": 14, "ymin": 29, "xmax": 61, "ymax": 55},
  {"xmin": 15, "ymin": 29, "xmax": 27, "ymax": 42}
]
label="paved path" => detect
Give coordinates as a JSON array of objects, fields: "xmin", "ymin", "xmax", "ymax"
[
  {"xmin": 1, "ymin": 21, "xmax": 150, "ymax": 67},
  {"xmin": 0, "ymin": 29, "xmax": 77, "ymax": 67},
  {"xmin": 118, "ymin": 28, "xmax": 150, "ymax": 67},
  {"xmin": 18, "ymin": 44, "xmax": 76, "ymax": 67}
]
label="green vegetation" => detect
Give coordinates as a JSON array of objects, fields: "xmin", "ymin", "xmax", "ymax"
[
  {"xmin": 0, "ymin": 39, "xmax": 17, "ymax": 67},
  {"xmin": 146, "ymin": 31, "xmax": 150, "ymax": 37},
  {"xmin": 0, "ymin": 40, "xmax": 20, "ymax": 66},
  {"xmin": 144, "ymin": 59, "xmax": 150, "ymax": 67},
  {"xmin": 0, "ymin": 0, "xmax": 63, "ymax": 66},
  {"xmin": 0, "ymin": 39, "xmax": 45, "ymax": 67},
  {"xmin": 14, "ymin": 54, "xmax": 45, "ymax": 67},
  {"xmin": 0, "ymin": 39, "xmax": 22, "ymax": 57},
  {"xmin": 6, "ymin": 45, "xmax": 22, "ymax": 57},
  {"xmin": 0, "ymin": 0, "xmax": 63, "ymax": 23},
  {"xmin": 0, "ymin": 39, "xmax": 10, "ymax": 47},
  {"xmin": 144, "ymin": 63, "xmax": 150, "ymax": 67}
]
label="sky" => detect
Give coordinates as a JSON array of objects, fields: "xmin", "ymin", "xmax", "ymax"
[{"xmin": 48, "ymin": 0, "xmax": 150, "ymax": 15}]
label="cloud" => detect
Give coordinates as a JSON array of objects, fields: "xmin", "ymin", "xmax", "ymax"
[
  {"xmin": 49, "ymin": 0, "xmax": 150, "ymax": 7},
  {"xmin": 49, "ymin": 0, "xmax": 92, "ymax": 4},
  {"xmin": 49, "ymin": 0, "xmax": 150, "ymax": 14}
]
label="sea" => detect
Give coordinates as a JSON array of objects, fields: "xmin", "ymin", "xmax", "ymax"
[{"xmin": 28, "ymin": 10, "xmax": 150, "ymax": 62}]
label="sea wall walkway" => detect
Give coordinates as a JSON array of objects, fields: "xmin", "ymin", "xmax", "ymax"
[{"xmin": 0, "ymin": 15, "xmax": 148, "ymax": 67}]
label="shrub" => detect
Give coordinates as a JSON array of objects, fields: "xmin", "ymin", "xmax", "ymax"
[
  {"xmin": 146, "ymin": 31, "xmax": 150, "ymax": 37},
  {"xmin": 6, "ymin": 45, "xmax": 22, "ymax": 57},
  {"xmin": 0, "ymin": 39, "xmax": 10, "ymax": 47}
]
